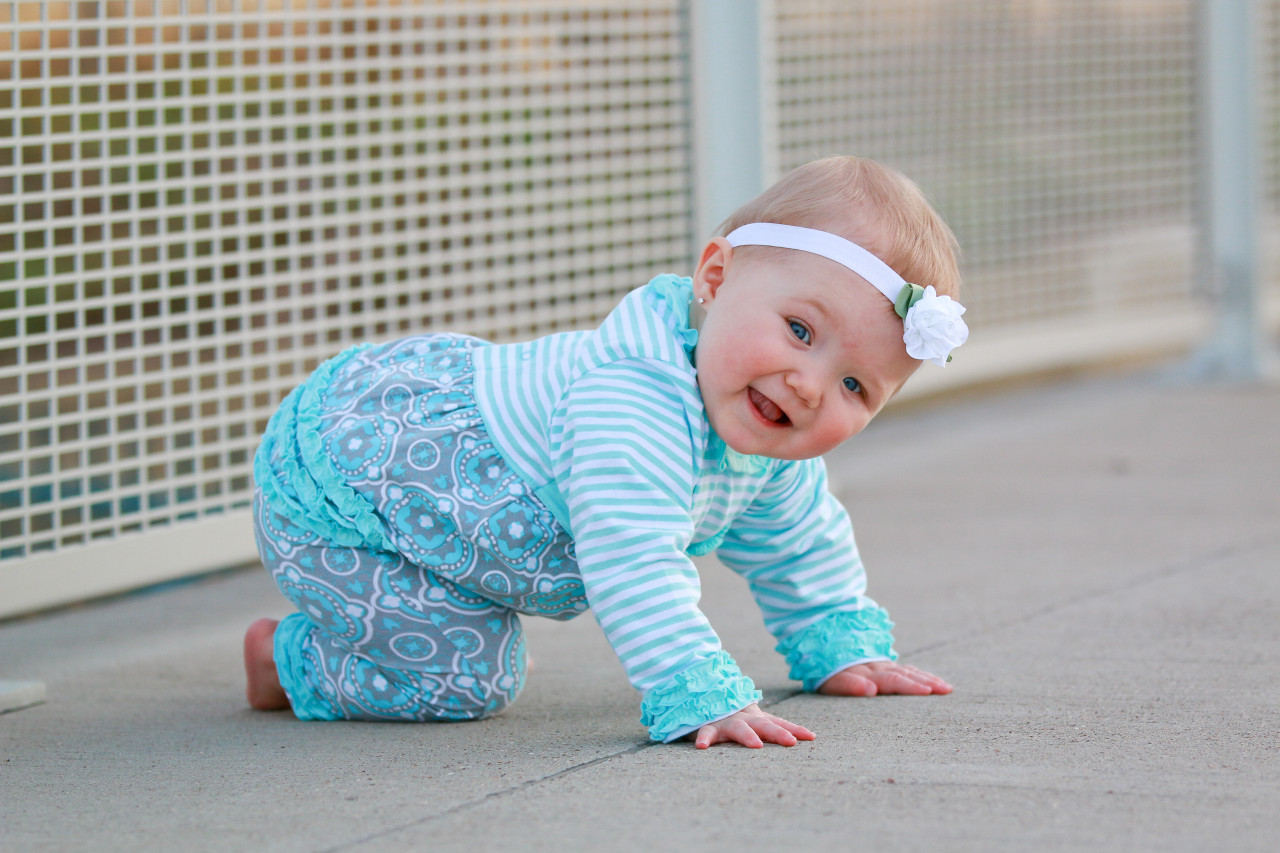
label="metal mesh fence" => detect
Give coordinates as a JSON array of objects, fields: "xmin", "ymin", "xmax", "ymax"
[
  {"xmin": 2, "ymin": 0, "xmax": 1276, "ymax": 606},
  {"xmin": 0, "ymin": 0, "xmax": 691, "ymax": 561},
  {"xmin": 772, "ymin": 0, "xmax": 1202, "ymax": 328}
]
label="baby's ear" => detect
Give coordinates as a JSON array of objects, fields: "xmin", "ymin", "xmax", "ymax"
[{"xmin": 693, "ymin": 237, "xmax": 733, "ymax": 302}]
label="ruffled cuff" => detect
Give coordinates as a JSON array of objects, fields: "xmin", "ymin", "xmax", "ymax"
[
  {"xmin": 775, "ymin": 608, "xmax": 898, "ymax": 692},
  {"xmin": 274, "ymin": 613, "xmax": 342, "ymax": 721},
  {"xmin": 639, "ymin": 651, "xmax": 762, "ymax": 743}
]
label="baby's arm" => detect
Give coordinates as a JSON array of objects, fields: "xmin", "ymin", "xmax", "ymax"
[
  {"xmin": 550, "ymin": 363, "xmax": 769, "ymax": 744},
  {"xmin": 717, "ymin": 458, "xmax": 954, "ymax": 698}
]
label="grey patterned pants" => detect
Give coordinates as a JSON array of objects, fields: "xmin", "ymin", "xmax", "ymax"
[{"xmin": 252, "ymin": 335, "xmax": 585, "ymax": 721}]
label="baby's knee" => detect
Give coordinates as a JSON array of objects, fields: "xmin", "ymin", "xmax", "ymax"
[
  {"xmin": 460, "ymin": 690, "xmax": 515, "ymax": 721},
  {"xmin": 432, "ymin": 624, "xmax": 526, "ymax": 720},
  {"xmin": 351, "ymin": 650, "xmax": 525, "ymax": 722},
  {"xmin": 441, "ymin": 661, "xmax": 525, "ymax": 721}
]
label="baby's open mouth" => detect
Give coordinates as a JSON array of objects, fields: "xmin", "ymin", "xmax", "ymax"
[{"xmin": 749, "ymin": 387, "xmax": 789, "ymax": 425}]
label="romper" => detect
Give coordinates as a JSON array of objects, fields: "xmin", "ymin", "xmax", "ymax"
[{"xmin": 253, "ymin": 276, "xmax": 898, "ymax": 740}]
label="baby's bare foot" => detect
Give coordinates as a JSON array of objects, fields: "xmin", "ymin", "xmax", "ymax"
[{"xmin": 244, "ymin": 618, "xmax": 290, "ymax": 711}]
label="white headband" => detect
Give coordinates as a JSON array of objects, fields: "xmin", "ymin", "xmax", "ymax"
[{"xmin": 724, "ymin": 222, "xmax": 968, "ymax": 366}]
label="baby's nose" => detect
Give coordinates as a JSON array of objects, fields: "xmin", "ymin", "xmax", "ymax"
[{"xmin": 786, "ymin": 371, "xmax": 821, "ymax": 407}]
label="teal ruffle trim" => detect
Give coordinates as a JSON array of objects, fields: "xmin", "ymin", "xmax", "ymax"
[
  {"xmin": 253, "ymin": 343, "xmax": 397, "ymax": 553},
  {"xmin": 685, "ymin": 530, "xmax": 726, "ymax": 558},
  {"xmin": 292, "ymin": 349, "xmax": 397, "ymax": 551},
  {"xmin": 775, "ymin": 607, "xmax": 898, "ymax": 692},
  {"xmin": 643, "ymin": 274, "xmax": 700, "ymax": 359},
  {"xmin": 639, "ymin": 651, "xmax": 763, "ymax": 743},
  {"xmin": 705, "ymin": 429, "xmax": 770, "ymax": 476},
  {"xmin": 274, "ymin": 613, "xmax": 341, "ymax": 721}
]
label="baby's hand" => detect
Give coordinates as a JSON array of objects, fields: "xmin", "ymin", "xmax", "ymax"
[
  {"xmin": 689, "ymin": 703, "xmax": 816, "ymax": 750},
  {"xmin": 817, "ymin": 661, "xmax": 952, "ymax": 697}
]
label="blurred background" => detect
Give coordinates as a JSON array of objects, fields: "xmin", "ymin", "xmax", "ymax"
[{"xmin": 2, "ymin": 0, "xmax": 1277, "ymax": 617}]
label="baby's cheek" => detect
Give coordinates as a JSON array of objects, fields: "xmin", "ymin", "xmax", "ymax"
[
  {"xmin": 724, "ymin": 329, "xmax": 780, "ymax": 372},
  {"xmin": 824, "ymin": 411, "xmax": 868, "ymax": 449}
]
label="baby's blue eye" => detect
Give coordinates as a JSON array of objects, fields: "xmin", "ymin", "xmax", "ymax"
[
  {"xmin": 788, "ymin": 320, "xmax": 811, "ymax": 343},
  {"xmin": 843, "ymin": 377, "xmax": 862, "ymax": 394}
]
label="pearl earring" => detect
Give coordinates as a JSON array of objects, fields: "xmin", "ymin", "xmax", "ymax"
[{"xmin": 697, "ymin": 297, "xmax": 706, "ymax": 304}]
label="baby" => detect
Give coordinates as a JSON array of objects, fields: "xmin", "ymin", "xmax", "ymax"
[{"xmin": 244, "ymin": 155, "xmax": 966, "ymax": 748}]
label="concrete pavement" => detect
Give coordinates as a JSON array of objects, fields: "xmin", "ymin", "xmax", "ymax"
[{"xmin": 2, "ymin": 367, "xmax": 1277, "ymax": 852}]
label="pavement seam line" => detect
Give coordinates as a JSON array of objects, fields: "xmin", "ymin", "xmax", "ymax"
[
  {"xmin": 314, "ymin": 692, "xmax": 806, "ymax": 852},
  {"xmin": 883, "ymin": 532, "xmax": 1277, "ymax": 663},
  {"xmin": 315, "ymin": 741, "xmax": 656, "ymax": 851}
]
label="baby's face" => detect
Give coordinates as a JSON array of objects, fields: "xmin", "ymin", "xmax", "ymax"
[{"xmin": 693, "ymin": 243, "xmax": 920, "ymax": 460}]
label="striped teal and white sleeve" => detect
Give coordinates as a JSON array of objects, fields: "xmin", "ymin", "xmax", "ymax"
[
  {"xmin": 548, "ymin": 359, "xmax": 762, "ymax": 742},
  {"xmin": 715, "ymin": 457, "xmax": 898, "ymax": 692}
]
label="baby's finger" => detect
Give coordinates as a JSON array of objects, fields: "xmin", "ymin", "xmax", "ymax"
[
  {"xmin": 874, "ymin": 670, "xmax": 933, "ymax": 695},
  {"xmin": 768, "ymin": 715, "xmax": 816, "ymax": 741},
  {"xmin": 751, "ymin": 719, "xmax": 798, "ymax": 747},
  {"xmin": 890, "ymin": 664, "xmax": 952, "ymax": 693},
  {"xmin": 837, "ymin": 671, "xmax": 879, "ymax": 696},
  {"xmin": 913, "ymin": 672, "xmax": 953, "ymax": 694},
  {"xmin": 694, "ymin": 723, "xmax": 726, "ymax": 749},
  {"xmin": 730, "ymin": 720, "xmax": 765, "ymax": 749},
  {"xmin": 815, "ymin": 669, "xmax": 869, "ymax": 696}
]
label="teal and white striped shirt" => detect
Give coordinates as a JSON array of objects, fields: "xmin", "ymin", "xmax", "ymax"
[{"xmin": 473, "ymin": 275, "xmax": 897, "ymax": 742}]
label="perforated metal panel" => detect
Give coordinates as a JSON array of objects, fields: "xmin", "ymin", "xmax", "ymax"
[
  {"xmin": 3, "ymin": 1, "xmax": 1276, "ymax": 612},
  {"xmin": 0, "ymin": 1, "xmax": 692, "ymax": 564},
  {"xmin": 772, "ymin": 1, "xmax": 1201, "ymax": 328}
]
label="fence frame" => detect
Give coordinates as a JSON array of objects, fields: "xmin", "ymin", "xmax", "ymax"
[{"xmin": 1189, "ymin": 0, "xmax": 1270, "ymax": 379}]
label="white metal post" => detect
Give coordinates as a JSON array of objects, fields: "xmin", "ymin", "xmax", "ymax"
[
  {"xmin": 1191, "ymin": 0, "xmax": 1270, "ymax": 379},
  {"xmin": 688, "ymin": 0, "xmax": 774, "ymax": 243}
]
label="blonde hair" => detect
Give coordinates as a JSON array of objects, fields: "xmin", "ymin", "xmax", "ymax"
[{"xmin": 718, "ymin": 156, "xmax": 962, "ymax": 299}]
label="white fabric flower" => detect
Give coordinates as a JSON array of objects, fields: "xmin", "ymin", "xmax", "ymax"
[{"xmin": 902, "ymin": 286, "xmax": 969, "ymax": 366}]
